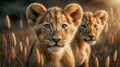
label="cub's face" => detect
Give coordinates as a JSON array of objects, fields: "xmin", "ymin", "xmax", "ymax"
[
  {"xmin": 26, "ymin": 3, "xmax": 83, "ymax": 53},
  {"xmin": 79, "ymin": 11, "xmax": 108, "ymax": 45},
  {"xmin": 34, "ymin": 9, "xmax": 78, "ymax": 52}
]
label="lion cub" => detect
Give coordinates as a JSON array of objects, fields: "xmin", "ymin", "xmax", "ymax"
[
  {"xmin": 26, "ymin": 3, "xmax": 83, "ymax": 67},
  {"xmin": 71, "ymin": 10, "xmax": 108, "ymax": 67}
]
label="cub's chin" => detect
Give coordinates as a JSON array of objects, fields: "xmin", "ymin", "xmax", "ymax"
[
  {"xmin": 86, "ymin": 41, "xmax": 96, "ymax": 45},
  {"xmin": 47, "ymin": 46, "xmax": 64, "ymax": 53},
  {"xmin": 47, "ymin": 43, "xmax": 65, "ymax": 54},
  {"xmin": 84, "ymin": 37, "xmax": 97, "ymax": 45}
]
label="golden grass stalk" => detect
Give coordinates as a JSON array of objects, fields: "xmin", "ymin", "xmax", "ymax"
[
  {"xmin": 41, "ymin": 54, "xmax": 44, "ymax": 66},
  {"xmin": 20, "ymin": 19, "xmax": 23, "ymax": 29},
  {"xmin": 24, "ymin": 46, "xmax": 27, "ymax": 62},
  {"xmin": 111, "ymin": 34, "xmax": 115, "ymax": 44},
  {"xmin": 117, "ymin": 8, "xmax": 120, "ymax": 19},
  {"xmin": 11, "ymin": 47, "xmax": 16, "ymax": 60},
  {"xmin": 2, "ymin": 36, "xmax": 7, "ymax": 48},
  {"xmin": 8, "ymin": 55, "xmax": 10, "ymax": 64},
  {"xmin": 19, "ymin": 41, "xmax": 23, "ymax": 52},
  {"xmin": 113, "ymin": 50, "xmax": 117, "ymax": 62},
  {"xmin": 110, "ymin": 8, "xmax": 114, "ymax": 21},
  {"xmin": 105, "ymin": 23, "xmax": 108, "ymax": 33},
  {"xmin": 105, "ymin": 56, "xmax": 110, "ymax": 67},
  {"xmin": 5, "ymin": 15, "xmax": 11, "ymax": 29},
  {"xmin": 36, "ymin": 48, "xmax": 40, "ymax": 63},
  {"xmin": 95, "ymin": 57, "xmax": 99, "ymax": 67},
  {"xmin": 11, "ymin": 32, "xmax": 17, "ymax": 46},
  {"xmin": 26, "ymin": 36, "xmax": 29, "ymax": 47}
]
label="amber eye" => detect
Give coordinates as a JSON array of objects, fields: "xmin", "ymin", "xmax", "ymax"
[
  {"xmin": 43, "ymin": 24, "xmax": 51, "ymax": 30},
  {"xmin": 94, "ymin": 24, "xmax": 97, "ymax": 28},
  {"xmin": 81, "ymin": 25, "xmax": 87, "ymax": 28},
  {"xmin": 62, "ymin": 24, "xmax": 68, "ymax": 29}
]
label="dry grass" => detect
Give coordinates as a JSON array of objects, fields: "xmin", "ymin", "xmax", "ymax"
[
  {"xmin": 19, "ymin": 41, "xmax": 23, "ymax": 52},
  {"xmin": 105, "ymin": 56, "xmax": 110, "ymax": 67},
  {"xmin": 24, "ymin": 46, "xmax": 27, "ymax": 63},
  {"xmin": 20, "ymin": 19, "xmax": 23, "ymax": 29},
  {"xmin": 26, "ymin": 36, "xmax": 29, "ymax": 47},
  {"xmin": 0, "ymin": 15, "xmax": 36, "ymax": 67},
  {"xmin": 36, "ymin": 48, "xmax": 40, "ymax": 64},
  {"xmin": 113, "ymin": 50, "xmax": 117, "ymax": 62},
  {"xmin": 11, "ymin": 32, "xmax": 17, "ymax": 46},
  {"xmin": 5, "ymin": 15, "xmax": 11, "ymax": 29},
  {"xmin": 95, "ymin": 57, "xmax": 99, "ymax": 67},
  {"xmin": 89, "ymin": 7, "xmax": 120, "ymax": 67},
  {"xmin": 11, "ymin": 47, "xmax": 16, "ymax": 60}
]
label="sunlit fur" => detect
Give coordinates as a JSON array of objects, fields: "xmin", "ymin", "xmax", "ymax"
[
  {"xmin": 71, "ymin": 10, "xmax": 108, "ymax": 67},
  {"xmin": 26, "ymin": 3, "xmax": 83, "ymax": 67}
]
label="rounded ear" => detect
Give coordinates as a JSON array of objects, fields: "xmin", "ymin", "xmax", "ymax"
[
  {"xmin": 26, "ymin": 3, "xmax": 47, "ymax": 27},
  {"xmin": 95, "ymin": 10, "xmax": 108, "ymax": 25},
  {"xmin": 64, "ymin": 3, "xmax": 83, "ymax": 26}
]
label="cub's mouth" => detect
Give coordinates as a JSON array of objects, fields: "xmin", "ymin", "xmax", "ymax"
[
  {"xmin": 47, "ymin": 43, "xmax": 64, "ymax": 48},
  {"xmin": 84, "ymin": 35, "xmax": 96, "ymax": 41},
  {"xmin": 84, "ymin": 39, "xmax": 96, "ymax": 41},
  {"xmin": 84, "ymin": 36, "xmax": 97, "ymax": 45},
  {"xmin": 47, "ymin": 42, "xmax": 65, "ymax": 52}
]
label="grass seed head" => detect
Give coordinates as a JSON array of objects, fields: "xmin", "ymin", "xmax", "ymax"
[
  {"xmin": 2, "ymin": 36, "xmax": 7, "ymax": 48},
  {"xmin": 36, "ymin": 48, "xmax": 40, "ymax": 63},
  {"xmin": 20, "ymin": 19, "xmax": 23, "ymax": 29},
  {"xmin": 6, "ymin": 15, "xmax": 11, "ymax": 29},
  {"xmin": 19, "ymin": 41, "xmax": 23, "ymax": 52},
  {"xmin": 26, "ymin": 36, "xmax": 29, "ymax": 47},
  {"xmin": 113, "ymin": 50, "xmax": 117, "ymax": 62},
  {"xmin": 11, "ymin": 47, "xmax": 16, "ymax": 60},
  {"xmin": 95, "ymin": 57, "xmax": 99, "ymax": 67},
  {"xmin": 11, "ymin": 32, "xmax": 17, "ymax": 46},
  {"xmin": 105, "ymin": 56, "xmax": 110, "ymax": 67}
]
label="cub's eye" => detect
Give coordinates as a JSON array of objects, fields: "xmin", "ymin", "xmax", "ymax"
[
  {"xmin": 94, "ymin": 24, "xmax": 97, "ymax": 28},
  {"xmin": 43, "ymin": 24, "xmax": 51, "ymax": 30},
  {"xmin": 62, "ymin": 24, "xmax": 68, "ymax": 29},
  {"xmin": 81, "ymin": 25, "xmax": 87, "ymax": 28}
]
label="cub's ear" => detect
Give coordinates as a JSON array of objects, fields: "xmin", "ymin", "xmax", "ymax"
[
  {"xmin": 26, "ymin": 3, "xmax": 47, "ymax": 27},
  {"xmin": 64, "ymin": 3, "xmax": 83, "ymax": 26},
  {"xmin": 95, "ymin": 10, "xmax": 108, "ymax": 25}
]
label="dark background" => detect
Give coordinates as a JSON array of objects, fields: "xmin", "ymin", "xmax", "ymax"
[
  {"xmin": 0, "ymin": 0, "xmax": 120, "ymax": 67},
  {"xmin": 1, "ymin": 0, "xmax": 119, "ymax": 22}
]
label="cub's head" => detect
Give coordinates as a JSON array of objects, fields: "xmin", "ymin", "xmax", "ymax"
[
  {"xmin": 78, "ymin": 10, "xmax": 108, "ymax": 45},
  {"xmin": 26, "ymin": 3, "xmax": 83, "ymax": 53}
]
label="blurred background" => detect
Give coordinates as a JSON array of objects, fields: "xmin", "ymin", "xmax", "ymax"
[
  {"xmin": 0, "ymin": 0, "xmax": 120, "ymax": 67},
  {"xmin": 0, "ymin": 0, "xmax": 120, "ymax": 22}
]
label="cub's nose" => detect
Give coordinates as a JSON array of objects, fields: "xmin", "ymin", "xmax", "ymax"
[
  {"xmin": 52, "ymin": 36, "xmax": 61, "ymax": 42},
  {"xmin": 88, "ymin": 34, "xmax": 94, "ymax": 39}
]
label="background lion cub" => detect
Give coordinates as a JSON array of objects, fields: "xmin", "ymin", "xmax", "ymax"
[
  {"xmin": 26, "ymin": 3, "xmax": 83, "ymax": 67},
  {"xmin": 71, "ymin": 10, "xmax": 108, "ymax": 67}
]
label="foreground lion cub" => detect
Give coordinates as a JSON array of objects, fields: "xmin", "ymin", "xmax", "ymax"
[
  {"xmin": 71, "ymin": 10, "xmax": 108, "ymax": 67},
  {"xmin": 26, "ymin": 3, "xmax": 83, "ymax": 67}
]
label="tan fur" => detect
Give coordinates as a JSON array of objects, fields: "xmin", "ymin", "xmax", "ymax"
[
  {"xmin": 26, "ymin": 3, "xmax": 83, "ymax": 67},
  {"xmin": 71, "ymin": 10, "xmax": 108, "ymax": 67}
]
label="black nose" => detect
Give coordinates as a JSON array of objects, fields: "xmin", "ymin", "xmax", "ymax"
[
  {"xmin": 88, "ymin": 34, "xmax": 94, "ymax": 39},
  {"xmin": 52, "ymin": 37, "xmax": 61, "ymax": 42}
]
